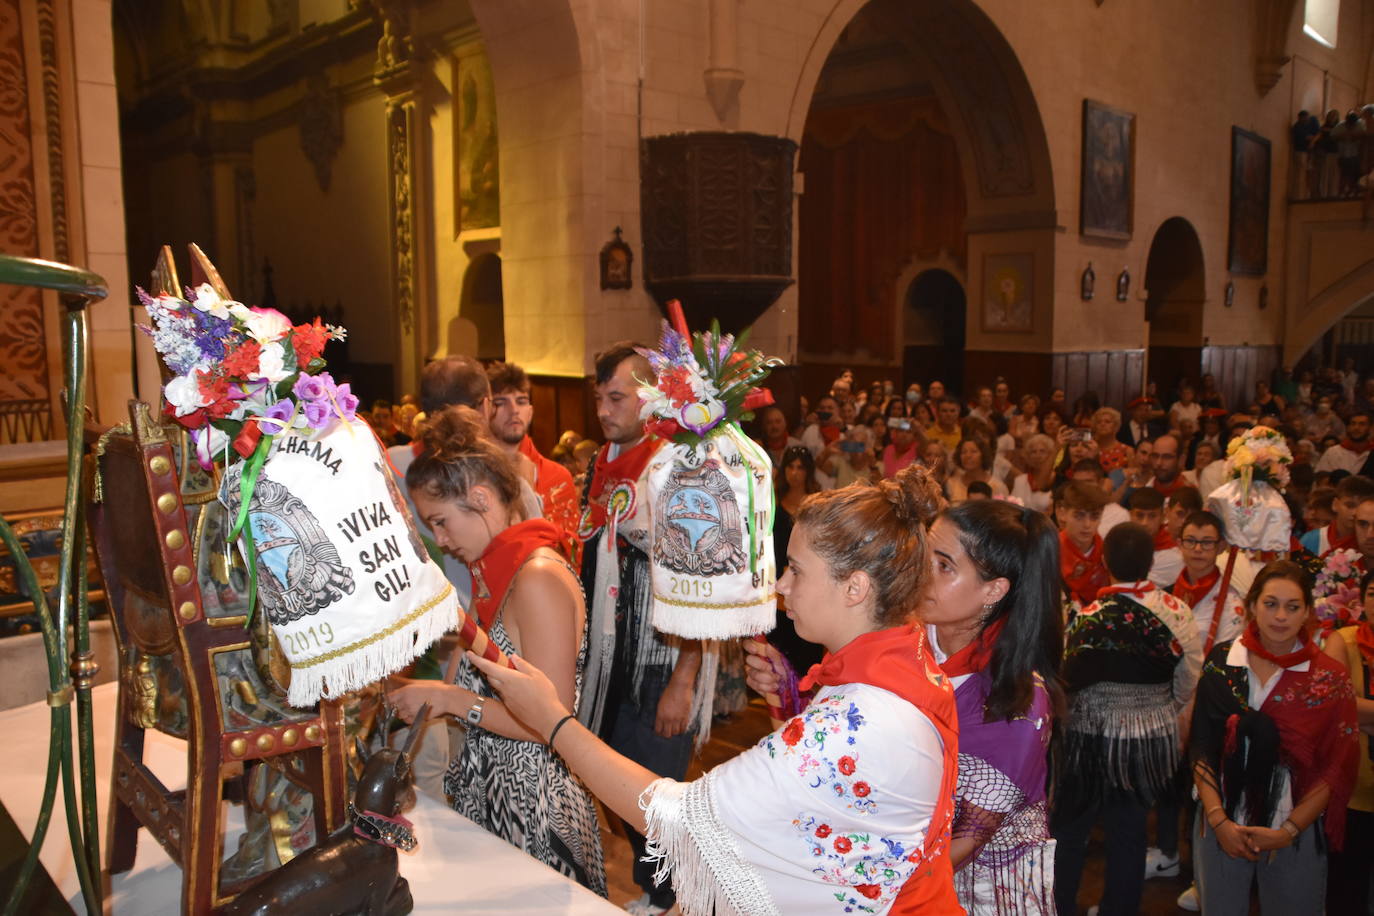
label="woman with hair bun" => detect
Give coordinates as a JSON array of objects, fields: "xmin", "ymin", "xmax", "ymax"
[
  {"xmin": 387, "ymin": 406, "xmax": 606, "ymax": 895},
  {"xmin": 920, "ymin": 499, "xmax": 1063, "ymax": 914},
  {"xmin": 467, "ymin": 467, "xmax": 964, "ymax": 914}
]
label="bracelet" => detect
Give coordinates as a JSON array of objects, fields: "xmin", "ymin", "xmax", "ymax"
[
  {"xmin": 1282, "ymin": 819, "xmax": 1301, "ymax": 840},
  {"xmin": 1205, "ymin": 805, "xmax": 1226, "ymax": 828},
  {"xmin": 547, "ymin": 714, "xmax": 576, "ymax": 750}
]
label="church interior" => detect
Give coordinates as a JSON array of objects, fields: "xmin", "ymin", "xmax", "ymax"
[{"xmin": 3, "ymin": 0, "xmax": 1374, "ymax": 913}]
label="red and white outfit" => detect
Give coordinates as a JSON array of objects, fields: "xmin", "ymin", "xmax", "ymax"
[{"xmin": 1169, "ymin": 566, "xmax": 1246, "ymax": 655}]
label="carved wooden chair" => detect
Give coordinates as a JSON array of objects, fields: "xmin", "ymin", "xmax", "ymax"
[{"xmin": 90, "ymin": 247, "xmax": 348, "ymax": 912}]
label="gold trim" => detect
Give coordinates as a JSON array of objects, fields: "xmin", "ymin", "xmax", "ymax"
[
  {"xmin": 651, "ymin": 590, "xmax": 778, "ymax": 611},
  {"xmin": 172, "ymin": 565, "xmax": 192, "ymax": 585},
  {"xmin": 150, "ymin": 455, "xmax": 171, "ymax": 476},
  {"xmin": 46, "ymin": 684, "xmax": 74, "ymax": 707},
  {"xmin": 157, "ymin": 493, "xmax": 178, "ymax": 514},
  {"xmin": 291, "ymin": 582, "xmax": 453, "ymax": 670},
  {"xmin": 165, "ymin": 530, "xmax": 186, "ymax": 550},
  {"xmin": 90, "ymin": 423, "xmax": 132, "ymax": 503},
  {"xmin": 206, "ymin": 615, "xmax": 249, "ymax": 628}
]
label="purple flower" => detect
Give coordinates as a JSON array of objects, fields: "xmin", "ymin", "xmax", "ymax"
[
  {"xmin": 259, "ymin": 398, "xmax": 296, "ymax": 432},
  {"xmin": 293, "ymin": 373, "xmax": 327, "ymax": 403},
  {"xmin": 303, "ymin": 400, "xmax": 333, "ymax": 429},
  {"xmin": 334, "ymin": 382, "xmax": 358, "ymax": 420}
]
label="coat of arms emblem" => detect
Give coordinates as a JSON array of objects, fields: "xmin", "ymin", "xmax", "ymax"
[{"xmin": 652, "ymin": 459, "xmax": 747, "ymax": 577}]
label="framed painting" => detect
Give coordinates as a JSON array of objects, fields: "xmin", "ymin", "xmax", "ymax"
[
  {"xmin": 1080, "ymin": 99, "xmax": 1135, "ymax": 239},
  {"xmin": 453, "ymin": 49, "xmax": 500, "ymax": 233},
  {"xmin": 1228, "ymin": 126, "xmax": 1270, "ymax": 275},
  {"xmin": 982, "ymin": 253, "xmax": 1034, "ymax": 334}
]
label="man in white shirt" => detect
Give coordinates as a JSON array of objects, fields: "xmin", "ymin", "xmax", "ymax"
[
  {"xmin": 1129, "ymin": 487, "xmax": 1184, "ymax": 587},
  {"xmin": 1169, "ymin": 512, "xmax": 1247, "ymax": 654},
  {"xmin": 1315, "ymin": 411, "xmax": 1372, "ymax": 476}
]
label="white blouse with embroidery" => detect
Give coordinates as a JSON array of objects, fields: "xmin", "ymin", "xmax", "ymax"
[{"xmin": 641, "ymin": 682, "xmax": 946, "ymax": 916}]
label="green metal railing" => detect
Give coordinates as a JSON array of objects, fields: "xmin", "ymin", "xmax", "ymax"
[{"xmin": 0, "ymin": 254, "xmax": 107, "ymax": 915}]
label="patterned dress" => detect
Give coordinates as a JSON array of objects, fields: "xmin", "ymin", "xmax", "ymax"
[{"xmin": 444, "ymin": 556, "xmax": 607, "ymax": 895}]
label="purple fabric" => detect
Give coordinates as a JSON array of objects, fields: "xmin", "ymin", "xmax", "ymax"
[{"xmin": 953, "ymin": 672, "xmax": 1052, "ymax": 803}]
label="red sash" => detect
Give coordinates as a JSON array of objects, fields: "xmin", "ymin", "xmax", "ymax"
[
  {"xmin": 581, "ymin": 438, "xmax": 659, "ymax": 535},
  {"xmin": 1172, "ymin": 567, "xmax": 1220, "ymax": 610},
  {"xmin": 1239, "ymin": 618, "xmax": 1319, "ymax": 668},
  {"xmin": 1061, "ymin": 530, "xmax": 1110, "ymax": 606},
  {"xmin": 802, "ymin": 626, "xmax": 962, "ymax": 914},
  {"xmin": 468, "ymin": 519, "xmax": 566, "ymax": 628},
  {"xmin": 1340, "ymin": 437, "xmax": 1373, "ymax": 455},
  {"xmin": 938, "ymin": 618, "xmax": 1005, "ymax": 678}
]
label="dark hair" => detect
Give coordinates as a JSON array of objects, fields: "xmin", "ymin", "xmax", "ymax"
[
  {"xmin": 955, "ymin": 437, "xmax": 992, "ymax": 472},
  {"xmin": 1103, "ymin": 522, "xmax": 1154, "ymax": 581},
  {"xmin": 778, "ymin": 445, "xmax": 820, "ymax": 496},
  {"xmin": 1360, "ymin": 567, "xmax": 1374, "ymax": 598},
  {"xmin": 1070, "ymin": 457, "xmax": 1105, "ymax": 479},
  {"xmin": 1335, "ymin": 475, "xmax": 1374, "ymax": 500},
  {"xmin": 406, "ymin": 406, "xmax": 522, "ymax": 514},
  {"xmin": 1128, "ymin": 487, "xmax": 1165, "ymax": 512},
  {"xmin": 420, "ymin": 356, "xmax": 491, "ymax": 414},
  {"xmin": 487, "ymin": 361, "xmax": 530, "ymax": 396},
  {"xmin": 1181, "ymin": 510, "xmax": 1225, "ymax": 540},
  {"xmin": 941, "ymin": 499, "xmax": 1065, "ymax": 722},
  {"xmin": 795, "ymin": 465, "xmax": 944, "ymax": 627},
  {"xmin": 1167, "ymin": 486, "xmax": 1203, "ymax": 513},
  {"xmin": 966, "ymin": 480, "xmax": 993, "ymax": 498},
  {"xmin": 372, "ymin": 399, "xmax": 392, "ymax": 412},
  {"xmin": 1058, "ymin": 479, "xmax": 1110, "ymax": 512},
  {"xmin": 593, "ymin": 342, "xmax": 647, "ymax": 386},
  {"xmin": 1244, "ymin": 560, "xmax": 1314, "ymax": 615}
]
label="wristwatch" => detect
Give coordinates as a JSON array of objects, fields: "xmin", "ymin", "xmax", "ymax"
[{"xmin": 465, "ymin": 696, "xmax": 487, "ymax": 727}]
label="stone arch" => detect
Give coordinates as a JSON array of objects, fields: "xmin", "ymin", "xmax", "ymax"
[
  {"xmin": 1285, "ymin": 257, "xmax": 1374, "ymax": 364},
  {"xmin": 458, "ymin": 252, "xmax": 505, "ymax": 361},
  {"xmin": 901, "ymin": 268, "xmax": 967, "ymax": 391},
  {"xmin": 1143, "ymin": 216, "xmax": 1207, "ymax": 392}
]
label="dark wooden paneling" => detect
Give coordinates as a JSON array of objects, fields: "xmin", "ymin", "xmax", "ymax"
[
  {"xmin": 1051, "ymin": 349, "xmax": 1145, "ymax": 411},
  {"xmin": 528, "ymin": 374, "xmax": 594, "ymax": 455},
  {"xmin": 795, "ymin": 360, "xmax": 903, "ymax": 406},
  {"xmin": 1201, "ymin": 345, "xmax": 1281, "ymax": 414},
  {"xmin": 965, "ymin": 351, "xmax": 1054, "ymax": 403}
]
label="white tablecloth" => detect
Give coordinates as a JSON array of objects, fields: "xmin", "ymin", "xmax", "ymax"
[{"xmin": 0, "ymin": 682, "xmax": 618, "ymax": 914}]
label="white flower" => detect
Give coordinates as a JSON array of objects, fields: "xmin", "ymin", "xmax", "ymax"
[
  {"xmin": 191, "ymin": 426, "xmax": 229, "ymax": 468},
  {"xmin": 191, "ymin": 283, "xmax": 232, "ymax": 320},
  {"xmin": 325, "ymin": 323, "xmax": 348, "ymax": 341},
  {"xmin": 155, "ymin": 294, "xmax": 185, "ymax": 312},
  {"xmin": 241, "ymin": 307, "xmax": 292, "ymax": 344},
  {"xmin": 249, "ymin": 341, "xmax": 293, "ymax": 384},
  {"xmin": 165, "ymin": 373, "xmax": 209, "ymax": 417}
]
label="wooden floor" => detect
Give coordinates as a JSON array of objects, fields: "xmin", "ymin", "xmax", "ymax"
[{"xmin": 596, "ymin": 698, "xmax": 1209, "ymax": 914}]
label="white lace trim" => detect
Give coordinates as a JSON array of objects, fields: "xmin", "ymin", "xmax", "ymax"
[{"xmin": 640, "ymin": 773, "xmax": 780, "ymax": 916}]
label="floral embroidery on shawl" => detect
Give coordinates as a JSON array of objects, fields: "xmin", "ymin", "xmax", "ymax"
[{"xmin": 766, "ymin": 691, "xmax": 876, "ymax": 814}]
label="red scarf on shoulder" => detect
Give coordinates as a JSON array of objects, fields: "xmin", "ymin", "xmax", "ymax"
[
  {"xmin": 1172, "ymin": 567, "xmax": 1220, "ymax": 611},
  {"xmin": 801, "ymin": 626, "xmax": 962, "ymax": 915},
  {"xmin": 468, "ymin": 519, "xmax": 566, "ymax": 628},
  {"xmin": 1340, "ymin": 436, "xmax": 1373, "ymax": 455},
  {"xmin": 1060, "ymin": 530, "xmax": 1110, "ymax": 606},
  {"xmin": 938, "ymin": 618, "xmax": 1006, "ymax": 678},
  {"xmin": 581, "ymin": 438, "xmax": 659, "ymax": 536},
  {"xmin": 1154, "ymin": 527, "xmax": 1176, "ymax": 551}
]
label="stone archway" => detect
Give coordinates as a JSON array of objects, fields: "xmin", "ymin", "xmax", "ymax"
[
  {"xmin": 791, "ymin": 0, "xmax": 1058, "ymax": 398},
  {"xmin": 903, "ymin": 269, "xmax": 967, "ymax": 392},
  {"xmin": 458, "ymin": 252, "xmax": 504, "ymax": 361},
  {"xmin": 1143, "ymin": 216, "xmax": 1206, "ymax": 396}
]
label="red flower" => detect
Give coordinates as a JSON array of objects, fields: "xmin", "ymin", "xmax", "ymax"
[
  {"xmin": 814, "ymin": 824, "xmax": 831, "ymax": 838},
  {"xmin": 838, "ymin": 756, "xmax": 856, "ymax": 775},
  {"xmin": 834, "ymin": 836, "xmax": 853, "ymax": 853},
  {"xmin": 1123, "ymin": 612, "xmax": 1134, "ymax": 622},
  {"xmin": 659, "ymin": 367, "xmax": 697, "ymax": 408},
  {"xmin": 856, "ymin": 885, "xmax": 881, "ymax": 900},
  {"xmin": 222, "ymin": 339, "xmax": 262, "ymax": 378},
  {"xmin": 645, "ymin": 417, "xmax": 683, "ymax": 440},
  {"xmin": 782, "ymin": 717, "xmax": 804, "ymax": 747},
  {"xmin": 853, "ymin": 781, "xmax": 871, "ymax": 797},
  {"xmin": 291, "ymin": 319, "xmax": 330, "ymax": 368}
]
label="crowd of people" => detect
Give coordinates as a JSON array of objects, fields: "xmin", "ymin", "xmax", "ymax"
[
  {"xmin": 1291, "ymin": 105, "xmax": 1374, "ymax": 200},
  {"xmin": 364, "ymin": 351, "xmax": 1371, "ymax": 916}
]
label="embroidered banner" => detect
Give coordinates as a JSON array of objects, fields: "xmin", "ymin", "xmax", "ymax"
[{"xmin": 221, "ymin": 418, "xmax": 459, "ymax": 706}]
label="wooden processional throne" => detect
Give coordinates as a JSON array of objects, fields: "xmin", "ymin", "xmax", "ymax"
[{"xmin": 92, "ymin": 246, "xmax": 348, "ymax": 913}]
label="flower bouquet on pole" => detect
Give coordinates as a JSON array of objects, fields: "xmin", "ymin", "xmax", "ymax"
[
  {"xmin": 140, "ymin": 270, "xmax": 459, "ymax": 707},
  {"xmin": 1204, "ymin": 425, "xmax": 1294, "ymax": 558},
  {"xmin": 636, "ymin": 302, "xmax": 782, "ymax": 640},
  {"xmin": 1313, "ymin": 547, "xmax": 1365, "ymax": 638}
]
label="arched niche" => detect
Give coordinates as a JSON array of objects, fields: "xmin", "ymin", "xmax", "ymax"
[
  {"xmin": 902, "ymin": 269, "xmax": 967, "ymax": 392},
  {"xmin": 1143, "ymin": 216, "xmax": 1206, "ymax": 393},
  {"xmin": 458, "ymin": 252, "xmax": 505, "ymax": 361}
]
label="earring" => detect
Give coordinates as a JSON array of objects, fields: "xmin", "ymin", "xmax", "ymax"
[{"xmin": 982, "ymin": 603, "xmax": 995, "ymax": 610}]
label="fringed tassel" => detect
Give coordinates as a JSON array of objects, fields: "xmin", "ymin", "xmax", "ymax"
[
  {"xmin": 287, "ymin": 583, "xmax": 458, "ymax": 707},
  {"xmin": 640, "ymin": 775, "xmax": 779, "ymax": 916},
  {"xmin": 1063, "ymin": 682, "xmax": 1180, "ymax": 808},
  {"xmin": 689, "ymin": 642, "xmax": 719, "ymax": 750},
  {"xmin": 651, "ymin": 598, "xmax": 777, "ymax": 640},
  {"xmin": 578, "ymin": 529, "xmax": 620, "ymax": 735}
]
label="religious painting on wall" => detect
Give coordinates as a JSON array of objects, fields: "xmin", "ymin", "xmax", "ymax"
[
  {"xmin": 1227, "ymin": 126, "xmax": 1270, "ymax": 275},
  {"xmin": 981, "ymin": 253, "xmax": 1034, "ymax": 334},
  {"xmin": 453, "ymin": 48, "xmax": 500, "ymax": 232},
  {"xmin": 1080, "ymin": 99, "xmax": 1135, "ymax": 240}
]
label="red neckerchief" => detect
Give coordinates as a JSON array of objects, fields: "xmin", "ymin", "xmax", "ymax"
[
  {"xmin": 582, "ymin": 438, "xmax": 659, "ymax": 534},
  {"xmin": 764, "ymin": 434, "xmax": 790, "ymax": 454},
  {"xmin": 1060, "ymin": 530, "xmax": 1110, "ymax": 605},
  {"xmin": 799, "ymin": 626, "xmax": 962, "ymax": 915},
  {"xmin": 1154, "ymin": 527, "xmax": 1177, "ymax": 551},
  {"xmin": 518, "ymin": 436, "xmax": 580, "ymax": 564},
  {"xmin": 1239, "ymin": 619, "xmax": 1320, "ymax": 668},
  {"xmin": 1152, "ymin": 475, "xmax": 1187, "ymax": 499},
  {"xmin": 1340, "ymin": 436, "xmax": 1373, "ymax": 455},
  {"xmin": 468, "ymin": 519, "xmax": 566, "ymax": 628},
  {"xmin": 938, "ymin": 618, "xmax": 1006, "ymax": 678},
  {"xmin": 1324, "ymin": 522, "xmax": 1357, "ymax": 555},
  {"xmin": 1098, "ymin": 580, "xmax": 1156, "ymax": 600},
  {"xmin": 1357, "ymin": 620, "xmax": 1374, "ymax": 670},
  {"xmin": 1172, "ymin": 566, "xmax": 1220, "ymax": 610}
]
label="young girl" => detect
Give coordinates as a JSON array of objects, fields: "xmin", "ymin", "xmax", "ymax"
[{"xmin": 387, "ymin": 406, "xmax": 605, "ymax": 894}]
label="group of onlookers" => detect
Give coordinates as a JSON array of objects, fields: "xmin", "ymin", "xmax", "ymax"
[{"xmin": 1292, "ymin": 105, "xmax": 1374, "ymax": 199}]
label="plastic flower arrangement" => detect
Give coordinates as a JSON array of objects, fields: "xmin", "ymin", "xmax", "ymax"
[
  {"xmin": 1223, "ymin": 425, "xmax": 1292, "ymax": 491},
  {"xmin": 138, "ymin": 283, "xmax": 352, "ymax": 467},
  {"xmin": 1314, "ymin": 547, "xmax": 1365, "ymax": 636},
  {"xmin": 635, "ymin": 303, "xmax": 781, "ymax": 445}
]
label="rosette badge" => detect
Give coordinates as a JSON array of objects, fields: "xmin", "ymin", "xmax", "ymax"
[
  {"xmin": 140, "ymin": 245, "xmax": 458, "ymax": 706},
  {"xmin": 636, "ymin": 301, "xmax": 782, "ymax": 639}
]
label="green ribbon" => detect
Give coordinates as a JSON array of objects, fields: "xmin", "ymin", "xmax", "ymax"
[{"xmin": 229, "ymin": 433, "xmax": 274, "ymax": 626}]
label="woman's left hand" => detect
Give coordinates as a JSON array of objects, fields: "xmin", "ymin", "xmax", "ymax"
[
  {"xmin": 1242, "ymin": 825, "xmax": 1293, "ymax": 853},
  {"xmin": 467, "ymin": 652, "xmax": 569, "ymax": 739}
]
